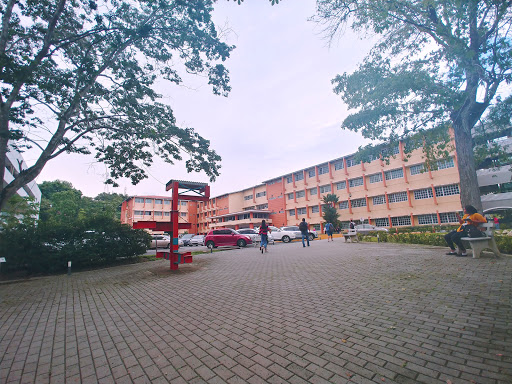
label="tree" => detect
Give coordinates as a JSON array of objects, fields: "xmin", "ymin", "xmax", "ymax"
[
  {"xmin": 322, "ymin": 193, "xmax": 339, "ymax": 227},
  {"xmin": 315, "ymin": 0, "xmax": 512, "ymax": 211},
  {"xmin": 0, "ymin": 0, "xmax": 234, "ymax": 212}
]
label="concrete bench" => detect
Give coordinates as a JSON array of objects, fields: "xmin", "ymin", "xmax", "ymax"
[
  {"xmin": 343, "ymin": 230, "xmax": 359, "ymax": 243},
  {"xmin": 460, "ymin": 222, "xmax": 500, "ymax": 259}
]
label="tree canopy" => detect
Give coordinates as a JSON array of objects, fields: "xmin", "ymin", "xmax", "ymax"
[
  {"xmin": 0, "ymin": 0, "xmax": 234, "ymax": 211},
  {"xmin": 315, "ymin": 0, "xmax": 512, "ymax": 210}
]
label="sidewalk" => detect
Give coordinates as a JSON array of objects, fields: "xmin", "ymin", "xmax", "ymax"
[{"xmin": 1, "ymin": 240, "xmax": 511, "ymax": 383}]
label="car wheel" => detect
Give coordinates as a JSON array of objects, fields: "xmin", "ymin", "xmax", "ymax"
[
  {"xmin": 282, "ymin": 235, "xmax": 291, "ymax": 243},
  {"xmin": 237, "ymin": 239, "xmax": 247, "ymax": 247},
  {"xmin": 206, "ymin": 241, "xmax": 215, "ymax": 249},
  {"xmin": 308, "ymin": 234, "xmax": 314, "ymax": 241}
]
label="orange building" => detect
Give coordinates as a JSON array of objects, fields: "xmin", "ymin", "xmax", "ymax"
[{"xmin": 122, "ymin": 138, "xmax": 463, "ymax": 234}]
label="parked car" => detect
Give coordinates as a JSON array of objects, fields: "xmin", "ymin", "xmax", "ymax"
[
  {"xmin": 189, "ymin": 234, "xmax": 205, "ymax": 246},
  {"xmin": 281, "ymin": 226, "xmax": 317, "ymax": 241},
  {"xmin": 204, "ymin": 228, "xmax": 252, "ymax": 249},
  {"xmin": 150, "ymin": 235, "xmax": 171, "ymax": 249},
  {"xmin": 255, "ymin": 226, "xmax": 297, "ymax": 243},
  {"xmin": 180, "ymin": 233, "xmax": 195, "ymax": 246},
  {"xmin": 236, "ymin": 228, "xmax": 275, "ymax": 245},
  {"xmin": 354, "ymin": 224, "xmax": 389, "ymax": 234}
]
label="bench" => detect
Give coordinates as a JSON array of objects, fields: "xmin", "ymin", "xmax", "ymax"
[
  {"xmin": 460, "ymin": 222, "xmax": 501, "ymax": 259},
  {"xmin": 343, "ymin": 230, "xmax": 359, "ymax": 243}
]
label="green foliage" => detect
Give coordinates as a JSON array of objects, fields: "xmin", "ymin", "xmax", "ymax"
[
  {"xmin": 0, "ymin": 217, "xmax": 150, "ymax": 275},
  {"xmin": 316, "ymin": 0, "xmax": 512, "ymax": 209},
  {"xmin": 322, "ymin": 193, "xmax": 340, "ymax": 226},
  {"xmin": 360, "ymin": 231, "xmax": 512, "ymax": 254},
  {"xmin": 0, "ymin": 195, "xmax": 40, "ymax": 228},
  {"xmin": 1, "ymin": 0, "xmax": 232, "ymax": 211},
  {"xmin": 39, "ymin": 180, "xmax": 127, "ymax": 224}
]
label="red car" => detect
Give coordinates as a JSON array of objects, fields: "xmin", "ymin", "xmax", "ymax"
[{"xmin": 204, "ymin": 228, "xmax": 252, "ymax": 249}]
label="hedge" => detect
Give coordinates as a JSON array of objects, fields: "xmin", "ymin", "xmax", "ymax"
[{"xmin": 359, "ymin": 231, "xmax": 512, "ymax": 254}]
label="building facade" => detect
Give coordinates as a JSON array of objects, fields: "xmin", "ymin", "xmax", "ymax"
[
  {"xmin": 122, "ymin": 136, "xmax": 465, "ymax": 234},
  {"xmin": 3, "ymin": 146, "xmax": 41, "ymax": 204}
]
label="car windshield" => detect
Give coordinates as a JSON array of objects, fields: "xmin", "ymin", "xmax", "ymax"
[{"xmin": 182, "ymin": 234, "xmax": 194, "ymax": 239}]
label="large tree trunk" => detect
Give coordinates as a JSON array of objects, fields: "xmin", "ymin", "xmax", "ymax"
[{"xmin": 452, "ymin": 121, "xmax": 482, "ymax": 212}]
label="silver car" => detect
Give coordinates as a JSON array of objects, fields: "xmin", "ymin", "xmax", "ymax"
[
  {"xmin": 236, "ymin": 228, "xmax": 275, "ymax": 245},
  {"xmin": 354, "ymin": 224, "xmax": 389, "ymax": 234},
  {"xmin": 189, "ymin": 234, "xmax": 205, "ymax": 246},
  {"xmin": 150, "ymin": 235, "xmax": 171, "ymax": 249}
]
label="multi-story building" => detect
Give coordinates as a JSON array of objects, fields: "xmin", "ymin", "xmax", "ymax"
[
  {"xmin": 120, "ymin": 196, "xmax": 197, "ymax": 234},
  {"xmin": 199, "ymin": 139, "xmax": 462, "ymax": 232}
]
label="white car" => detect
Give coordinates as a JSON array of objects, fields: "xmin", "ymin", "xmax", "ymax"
[
  {"xmin": 236, "ymin": 229, "xmax": 275, "ymax": 245},
  {"xmin": 150, "ymin": 235, "xmax": 171, "ymax": 249},
  {"xmin": 261, "ymin": 226, "xmax": 297, "ymax": 243},
  {"xmin": 189, "ymin": 234, "xmax": 205, "ymax": 246},
  {"xmin": 281, "ymin": 226, "xmax": 317, "ymax": 241},
  {"xmin": 354, "ymin": 224, "xmax": 389, "ymax": 234}
]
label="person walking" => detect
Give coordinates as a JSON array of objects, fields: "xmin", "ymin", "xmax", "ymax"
[
  {"xmin": 258, "ymin": 219, "xmax": 271, "ymax": 254},
  {"xmin": 325, "ymin": 221, "xmax": 334, "ymax": 242},
  {"xmin": 299, "ymin": 218, "xmax": 310, "ymax": 247},
  {"xmin": 444, "ymin": 205, "xmax": 487, "ymax": 257}
]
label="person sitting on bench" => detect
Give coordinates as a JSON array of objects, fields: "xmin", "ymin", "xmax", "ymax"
[{"xmin": 444, "ymin": 205, "xmax": 487, "ymax": 257}]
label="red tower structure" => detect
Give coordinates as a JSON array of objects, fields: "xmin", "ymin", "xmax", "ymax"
[{"xmin": 133, "ymin": 180, "xmax": 210, "ymax": 270}]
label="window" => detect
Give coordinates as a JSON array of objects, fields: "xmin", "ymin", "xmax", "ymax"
[
  {"xmin": 388, "ymin": 191, "xmax": 408, "ymax": 203},
  {"xmin": 346, "ymin": 158, "xmax": 356, "ymax": 167},
  {"xmin": 351, "ymin": 198, "xmax": 367, "ymax": 208},
  {"xmin": 286, "ymin": 175, "xmax": 293, "ymax": 183},
  {"xmin": 164, "ymin": 200, "xmax": 171, "ymax": 205},
  {"xmin": 297, "ymin": 207, "xmax": 307, "ymax": 215},
  {"xmin": 256, "ymin": 203, "xmax": 268, "ymax": 209},
  {"xmin": 435, "ymin": 184, "xmax": 460, "ymax": 197},
  {"xmin": 391, "ymin": 216, "xmax": 411, "ymax": 226},
  {"xmin": 155, "ymin": 199, "xmax": 163, "ymax": 204},
  {"xmin": 417, "ymin": 214, "xmax": 438, "ymax": 225},
  {"xmin": 409, "ymin": 164, "xmax": 425, "ymax": 175},
  {"xmin": 146, "ymin": 199, "xmax": 153, "ymax": 204},
  {"xmin": 135, "ymin": 198, "xmax": 144, "ymax": 203},
  {"xmin": 369, "ymin": 173, "xmax": 383, "ymax": 183},
  {"xmin": 296, "ymin": 190, "xmax": 305, "ymax": 198},
  {"xmin": 318, "ymin": 164, "xmax": 329, "ymax": 175},
  {"xmin": 374, "ymin": 217, "xmax": 389, "ymax": 227},
  {"xmin": 384, "ymin": 168, "xmax": 404, "ymax": 180},
  {"xmin": 372, "ymin": 195, "xmax": 386, "ymax": 205},
  {"xmin": 440, "ymin": 212, "xmax": 458, "ymax": 223},
  {"xmin": 311, "ymin": 205, "xmax": 319, "ymax": 213},
  {"xmin": 336, "ymin": 181, "xmax": 346, "ymax": 190},
  {"xmin": 181, "ymin": 201, "xmax": 187, "ymax": 206},
  {"xmin": 287, "ymin": 193, "xmax": 294, "ymax": 200},
  {"xmin": 339, "ymin": 201, "xmax": 349, "ymax": 210},
  {"xmin": 144, "ymin": 211, "xmax": 152, "ymax": 215},
  {"xmin": 349, "ymin": 177, "xmax": 364, "ymax": 187},
  {"xmin": 134, "ymin": 210, "xmax": 143, "ymax": 216},
  {"xmin": 256, "ymin": 191, "xmax": 266, "ymax": 198},
  {"xmin": 414, "ymin": 188, "xmax": 434, "ymax": 200},
  {"xmin": 310, "ymin": 187, "xmax": 318, "ymax": 195},
  {"xmin": 164, "ymin": 212, "xmax": 170, "ymax": 216},
  {"xmin": 154, "ymin": 211, "xmax": 162, "ymax": 216},
  {"xmin": 244, "ymin": 195, "xmax": 253, "ymax": 201},
  {"xmin": 294, "ymin": 172, "xmax": 304, "ymax": 181},
  {"xmin": 436, "ymin": 157, "xmax": 454, "ymax": 170},
  {"xmin": 180, "ymin": 212, "xmax": 187, "ymax": 217},
  {"xmin": 289, "ymin": 209, "xmax": 295, "ymax": 216},
  {"xmin": 334, "ymin": 161, "xmax": 344, "ymax": 170},
  {"xmin": 319, "ymin": 184, "xmax": 331, "ymax": 194},
  {"xmin": 392, "ymin": 146, "xmax": 400, "ymax": 155},
  {"xmin": 308, "ymin": 168, "xmax": 316, "ymax": 177}
]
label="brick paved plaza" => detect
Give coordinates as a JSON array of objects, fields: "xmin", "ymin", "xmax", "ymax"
[{"xmin": 1, "ymin": 240, "xmax": 511, "ymax": 384}]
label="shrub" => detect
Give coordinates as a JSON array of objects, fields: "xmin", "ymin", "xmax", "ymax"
[{"xmin": 0, "ymin": 217, "xmax": 151, "ymax": 275}]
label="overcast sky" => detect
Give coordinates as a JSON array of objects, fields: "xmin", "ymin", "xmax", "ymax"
[{"xmin": 32, "ymin": 0, "xmax": 376, "ymax": 198}]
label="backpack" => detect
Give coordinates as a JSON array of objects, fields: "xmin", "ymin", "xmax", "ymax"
[
  {"xmin": 325, "ymin": 223, "xmax": 332, "ymax": 232},
  {"xmin": 299, "ymin": 221, "xmax": 307, "ymax": 232}
]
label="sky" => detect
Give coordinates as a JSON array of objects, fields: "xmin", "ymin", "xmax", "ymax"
[{"xmin": 32, "ymin": 0, "xmax": 376, "ymax": 198}]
